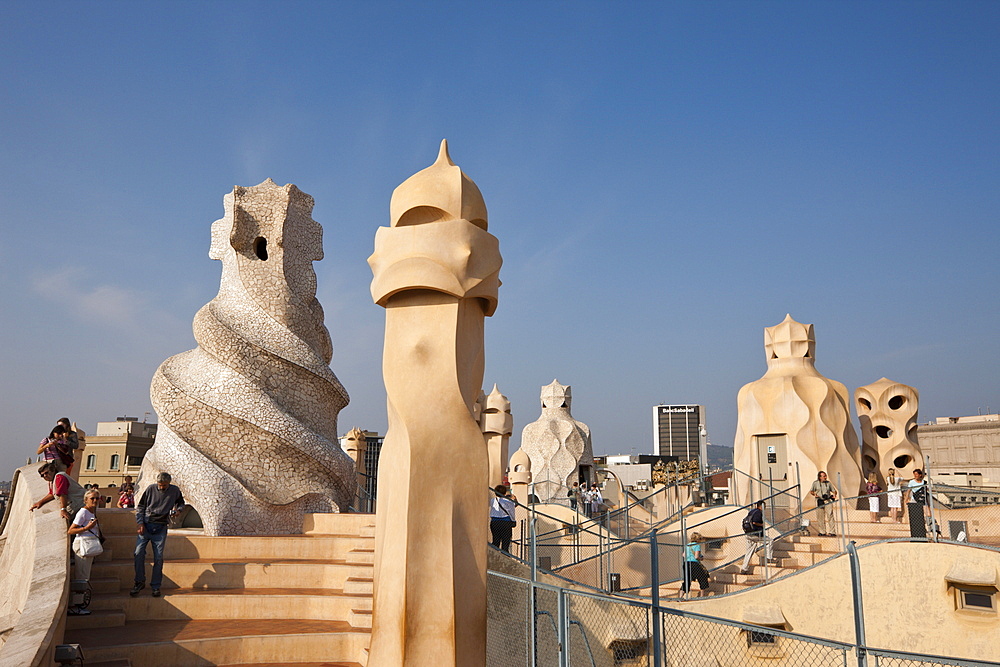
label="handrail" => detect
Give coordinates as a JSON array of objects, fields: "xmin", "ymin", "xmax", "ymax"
[{"xmin": 568, "ymin": 619, "xmax": 598, "ymax": 667}]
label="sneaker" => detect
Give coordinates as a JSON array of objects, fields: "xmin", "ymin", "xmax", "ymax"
[
  {"xmin": 152, "ymin": 588, "xmax": 161, "ymax": 597},
  {"xmin": 130, "ymin": 582, "xmax": 145, "ymax": 597},
  {"xmin": 68, "ymin": 606, "xmax": 91, "ymax": 616}
]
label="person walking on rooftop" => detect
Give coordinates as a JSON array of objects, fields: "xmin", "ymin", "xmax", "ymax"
[
  {"xmin": 683, "ymin": 531, "xmax": 711, "ymax": 598},
  {"xmin": 810, "ymin": 471, "xmax": 838, "ymax": 537},
  {"xmin": 131, "ymin": 472, "xmax": 185, "ymax": 598},
  {"xmin": 740, "ymin": 500, "xmax": 773, "ymax": 574}
]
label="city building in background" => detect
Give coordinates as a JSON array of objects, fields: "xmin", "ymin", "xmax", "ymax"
[
  {"xmin": 652, "ymin": 404, "xmax": 707, "ymax": 469},
  {"xmin": 339, "ymin": 429, "xmax": 384, "ymax": 512},
  {"xmin": 595, "ymin": 454, "xmax": 672, "ymax": 490},
  {"xmin": 77, "ymin": 417, "xmax": 157, "ymax": 489},
  {"xmin": 917, "ymin": 413, "xmax": 1000, "ymax": 488}
]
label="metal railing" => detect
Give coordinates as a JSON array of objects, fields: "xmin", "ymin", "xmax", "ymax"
[
  {"xmin": 501, "ymin": 470, "xmax": 1000, "ymax": 601},
  {"xmin": 486, "ymin": 568, "xmax": 999, "ymax": 667}
]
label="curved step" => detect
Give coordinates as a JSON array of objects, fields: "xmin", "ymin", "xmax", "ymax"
[
  {"xmin": 65, "ymin": 619, "xmax": 370, "ymax": 667},
  {"xmin": 89, "ymin": 587, "xmax": 372, "ymax": 621},
  {"xmin": 92, "ymin": 558, "xmax": 373, "ymax": 591}
]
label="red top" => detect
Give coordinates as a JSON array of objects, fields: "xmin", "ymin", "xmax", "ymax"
[{"xmin": 50, "ymin": 472, "xmax": 69, "ymax": 497}]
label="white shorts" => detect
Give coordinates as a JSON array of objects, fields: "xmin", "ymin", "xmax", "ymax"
[
  {"xmin": 888, "ymin": 493, "xmax": 901, "ymax": 509},
  {"xmin": 868, "ymin": 496, "xmax": 880, "ymax": 513}
]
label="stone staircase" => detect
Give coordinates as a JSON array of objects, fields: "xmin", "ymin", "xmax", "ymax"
[
  {"xmin": 661, "ymin": 511, "xmax": 916, "ymax": 598},
  {"xmin": 64, "ymin": 509, "xmax": 375, "ymax": 667}
]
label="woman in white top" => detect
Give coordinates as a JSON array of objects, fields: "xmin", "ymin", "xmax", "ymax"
[
  {"xmin": 886, "ymin": 468, "xmax": 903, "ymax": 523},
  {"xmin": 589, "ymin": 484, "xmax": 603, "ymax": 516},
  {"xmin": 489, "ymin": 485, "xmax": 517, "ymax": 552},
  {"xmin": 68, "ymin": 489, "xmax": 101, "ymax": 615}
]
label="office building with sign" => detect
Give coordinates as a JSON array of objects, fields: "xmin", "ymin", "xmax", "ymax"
[{"xmin": 652, "ymin": 404, "xmax": 707, "ymax": 467}]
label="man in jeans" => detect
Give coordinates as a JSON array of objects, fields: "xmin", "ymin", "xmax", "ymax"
[{"xmin": 131, "ymin": 472, "xmax": 185, "ymax": 597}]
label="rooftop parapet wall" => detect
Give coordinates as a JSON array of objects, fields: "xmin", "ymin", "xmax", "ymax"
[
  {"xmin": 0, "ymin": 464, "xmax": 71, "ymax": 667},
  {"xmin": 683, "ymin": 541, "xmax": 1000, "ymax": 662}
]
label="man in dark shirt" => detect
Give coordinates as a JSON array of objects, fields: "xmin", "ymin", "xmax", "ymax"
[
  {"xmin": 740, "ymin": 500, "xmax": 773, "ymax": 574},
  {"xmin": 131, "ymin": 472, "xmax": 185, "ymax": 597}
]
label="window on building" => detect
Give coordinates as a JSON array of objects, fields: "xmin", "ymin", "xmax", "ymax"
[
  {"xmin": 110, "ymin": 454, "xmax": 120, "ymax": 471},
  {"xmin": 86, "ymin": 454, "xmax": 96, "ymax": 470},
  {"xmin": 746, "ymin": 630, "xmax": 776, "ymax": 646},
  {"xmin": 954, "ymin": 585, "xmax": 997, "ymax": 614}
]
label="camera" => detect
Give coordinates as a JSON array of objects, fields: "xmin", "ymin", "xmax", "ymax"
[{"xmin": 819, "ymin": 493, "xmax": 833, "ymax": 504}]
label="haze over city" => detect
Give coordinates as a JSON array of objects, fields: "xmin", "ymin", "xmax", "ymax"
[{"xmin": 2, "ymin": 2, "xmax": 998, "ymax": 483}]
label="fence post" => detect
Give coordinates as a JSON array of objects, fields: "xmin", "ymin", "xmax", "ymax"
[
  {"xmin": 795, "ymin": 462, "xmax": 803, "ymax": 520},
  {"xmin": 679, "ymin": 506, "xmax": 687, "ymax": 596},
  {"xmin": 529, "ymin": 481, "xmax": 537, "ymax": 667},
  {"xmin": 925, "ymin": 454, "xmax": 938, "ymax": 541},
  {"xmin": 650, "ymin": 529, "xmax": 662, "ymax": 667},
  {"xmin": 847, "ymin": 541, "xmax": 868, "ymax": 667},
  {"xmin": 558, "ymin": 588, "xmax": 569, "ymax": 667},
  {"xmin": 599, "ymin": 530, "xmax": 604, "ymax": 591},
  {"xmin": 530, "ymin": 482, "xmax": 538, "ymax": 583},
  {"xmin": 837, "ymin": 472, "xmax": 848, "ymax": 553}
]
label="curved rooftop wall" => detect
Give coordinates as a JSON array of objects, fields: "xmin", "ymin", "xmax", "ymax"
[{"xmin": 0, "ymin": 464, "xmax": 70, "ymax": 666}]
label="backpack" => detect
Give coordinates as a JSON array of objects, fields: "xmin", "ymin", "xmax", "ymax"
[{"xmin": 742, "ymin": 511, "xmax": 755, "ymax": 534}]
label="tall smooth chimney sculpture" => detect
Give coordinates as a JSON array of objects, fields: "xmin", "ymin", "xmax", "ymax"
[
  {"xmin": 733, "ymin": 315, "xmax": 863, "ymax": 504},
  {"xmin": 367, "ymin": 141, "xmax": 501, "ymax": 666},
  {"xmin": 481, "ymin": 384, "xmax": 513, "ymax": 488}
]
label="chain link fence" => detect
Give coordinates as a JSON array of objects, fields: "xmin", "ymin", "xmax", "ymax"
[
  {"xmin": 503, "ymin": 470, "xmax": 1000, "ymax": 600},
  {"xmin": 487, "ymin": 570, "xmax": 1000, "ymax": 667}
]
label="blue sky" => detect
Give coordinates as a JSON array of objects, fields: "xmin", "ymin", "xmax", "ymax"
[{"xmin": 2, "ymin": 2, "xmax": 998, "ymax": 482}]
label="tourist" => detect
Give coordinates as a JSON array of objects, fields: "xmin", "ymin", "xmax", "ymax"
[
  {"xmin": 740, "ymin": 501, "xmax": 772, "ymax": 574},
  {"xmin": 682, "ymin": 531, "xmax": 710, "ymax": 598},
  {"xmin": 117, "ymin": 475, "xmax": 136, "ymax": 508},
  {"xmin": 67, "ymin": 489, "xmax": 103, "ymax": 615},
  {"xmin": 29, "ymin": 462, "xmax": 74, "ymax": 521},
  {"xmin": 905, "ymin": 468, "xmax": 928, "ymax": 505},
  {"xmin": 886, "ymin": 468, "xmax": 903, "ymax": 523},
  {"xmin": 37, "ymin": 424, "xmax": 74, "ymax": 473},
  {"xmin": 56, "ymin": 417, "xmax": 80, "ymax": 453},
  {"xmin": 589, "ymin": 483, "xmax": 603, "ymax": 516},
  {"xmin": 131, "ymin": 472, "xmax": 185, "ymax": 597},
  {"xmin": 568, "ymin": 481, "xmax": 580, "ymax": 511},
  {"xmin": 809, "ymin": 471, "xmax": 838, "ymax": 537},
  {"xmin": 90, "ymin": 483, "xmax": 107, "ymax": 508},
  {"xmin": 905, "ymin": 469, "xmax": 933, "ymax": 537},
  {"xmin": 865, "ymin": 473, "xmax": 882, "ymax": 523},
  {"xmin": 581, "ymin": 485, "xmax": 593, "ymax": 516},
  {"xmin": 489, "ymin": 484, "xmax": 517, "ymax": 552}
]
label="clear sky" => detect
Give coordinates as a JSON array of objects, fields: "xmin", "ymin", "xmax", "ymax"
[{"xmin": 2, "ymin": 2, "xmax": 998, "ymax": 483}]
